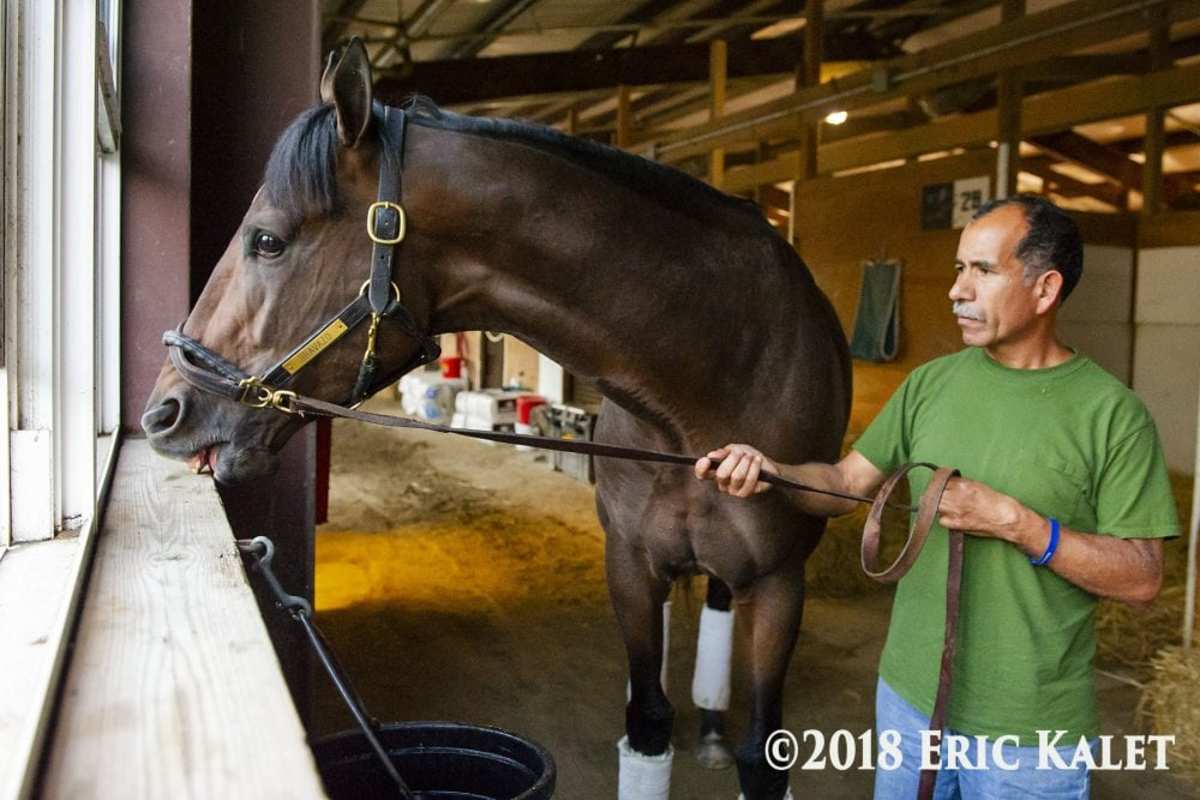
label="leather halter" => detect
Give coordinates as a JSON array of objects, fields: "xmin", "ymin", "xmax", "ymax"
[{"xmin": 163, "ymin": 106, "xmax": 441, "ymax": 414}]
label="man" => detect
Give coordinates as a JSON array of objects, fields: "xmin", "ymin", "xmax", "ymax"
[{"xmin": 694, "ymin": 195, "xmax": 1179, "ymax": 798}]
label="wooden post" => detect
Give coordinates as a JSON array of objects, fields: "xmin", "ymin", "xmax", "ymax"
[
  {"xmin": 789, "ymin": 0, "xmax": 823, "ymax": 247},
  {"xmin": 566, "ymin": 106, "xmax": 580, "ymax": 136},
  {"xmin": 616, "ymin": 85, "xmax": 633, "ymax": 149},
  {"xmin": 1143, "ymin": 4, "xmax": 1170, "ymax": 215},
  {"xmin": 996, "ymin": 0, "xmax": 1025, "ymax": 199},
  {"xmin": 709, "ymin": 39, "xmax": 728, "ymax": 189}
]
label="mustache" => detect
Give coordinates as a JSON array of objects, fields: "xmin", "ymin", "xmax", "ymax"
[{"xmin": 952, "ymin": 301, "xmax": 985, "ymax": 321}]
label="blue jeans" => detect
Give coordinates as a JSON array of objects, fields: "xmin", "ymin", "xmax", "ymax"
[{"xmin": 873, "ymin": 678, "xmax": 1094, "ymax": 799}]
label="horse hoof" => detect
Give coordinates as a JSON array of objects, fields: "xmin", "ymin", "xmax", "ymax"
[{"xmin": 695, "ymin": 732, "xmax": 734, "ymax": 770}]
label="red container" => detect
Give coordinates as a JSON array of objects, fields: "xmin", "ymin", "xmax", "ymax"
[
  {"xmin": 516, "ymin": 395, "xmax": 546, "ymax": 424},
  {"xmin": 441, "ymin": 356, "xmax": 463, "ymax": 379}
]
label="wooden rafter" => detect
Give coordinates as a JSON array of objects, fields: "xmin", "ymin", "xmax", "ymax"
[
  {"xmin": 647, "ymin": 0, "xmax": 1200, "ymax": 164},
  {"xmin": 718, "ymin": 60, "xmax": 1200, "ymax": 193}
]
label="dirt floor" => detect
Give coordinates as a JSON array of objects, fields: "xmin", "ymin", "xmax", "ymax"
[{"xmin": 312, "ymin": 397, "xmax": 1196, "ymax": 799}]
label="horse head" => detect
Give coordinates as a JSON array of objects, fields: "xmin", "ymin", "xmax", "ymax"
[{"xmin": 142, "ymin": 40, "xmax": 440, "ymax": 483}]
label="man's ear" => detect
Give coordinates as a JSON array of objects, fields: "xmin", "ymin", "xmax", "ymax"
[
  {"xmin": 1036, "ymin": 269, "xmax": 1065, "ymax": 314},
  {"xmin": 329, "ymin": 38, "xmax": 373, "ymax": 149}
]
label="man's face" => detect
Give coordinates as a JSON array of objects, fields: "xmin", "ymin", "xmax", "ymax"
[{"xmin": 949, "ymin": 205, "xmax": 1048, "ymax": 350}]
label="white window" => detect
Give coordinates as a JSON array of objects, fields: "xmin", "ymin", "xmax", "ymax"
[
  {"xmin": 0, "ymin": 1, "xmax": 123, "ymax": 794},
  {"xmin": 3, "ymin": 0, "xmax": 121, "ymax": 547}
]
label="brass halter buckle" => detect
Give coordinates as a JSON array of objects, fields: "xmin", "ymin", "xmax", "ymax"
[
  {"xmin": 238, "ymin": 376, "xmax": 273, "ymax": 408},
  {"xmin": 238, "ymin": 377, "xmax": 302, "ymax": 415},
  {"xmin": 366, "ymin": 201, "xmax": 406, "ymax": 245}
]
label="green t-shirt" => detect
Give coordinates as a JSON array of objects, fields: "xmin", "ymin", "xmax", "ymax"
[{"xmin": 853, "ymin": 347, "xmax": 1180, "ymax": 745}]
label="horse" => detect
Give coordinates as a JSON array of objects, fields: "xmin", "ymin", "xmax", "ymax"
[{"xmin": 142, "ymin": 40, "xmax": 850, "ymax": 800}]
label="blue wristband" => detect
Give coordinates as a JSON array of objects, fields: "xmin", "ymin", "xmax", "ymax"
[{"xmin": 1030, "ymin": 517, "xmax": 1060, "ymax": 566}]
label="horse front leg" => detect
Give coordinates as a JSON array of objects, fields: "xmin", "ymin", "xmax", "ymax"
[
  {"xmin": 693, "ymin": 576, "xmax": 736, "ymax": 769},
  {"xmin": 608, "ymin": 537, "xmax": 675, "ymax": 800},
  {"xmin": 735, "ymin": 561, "xmax": 807, "ymax": 800}
]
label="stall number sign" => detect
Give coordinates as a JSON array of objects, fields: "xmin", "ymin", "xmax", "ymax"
[{"xmin": 921, "ymin": 176, "xmax": 991, "ymax": 230}]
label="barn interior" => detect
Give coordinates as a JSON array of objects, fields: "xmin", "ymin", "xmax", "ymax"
[
  {"xmin": 3, "ymin": 1, "xmax": 1199, "ymax": 798},
  {"xmin": 307, "ymin": 2, "xmax": 1200, "ymax": 798}
]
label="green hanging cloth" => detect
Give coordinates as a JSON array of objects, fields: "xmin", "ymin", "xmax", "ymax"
[{"xmin": 849, "ymin": 259, "xmax": 902, "ymax": 362}]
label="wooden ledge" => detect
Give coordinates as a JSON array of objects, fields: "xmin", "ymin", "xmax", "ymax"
[{"xmin": 41, "ymin": 440, "xmax": 326, "ymax": 799}]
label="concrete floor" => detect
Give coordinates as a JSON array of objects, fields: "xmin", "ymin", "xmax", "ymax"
[{"xmin": 311, "ymin": 399, "xmax": 1196, "ymax": 799}]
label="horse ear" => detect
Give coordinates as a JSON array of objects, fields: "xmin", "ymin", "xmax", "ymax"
[
  {"xmin": 330, "ymin": 38, "xmax": 373, "ymax": 149},
  {"xmin": 319, "ymin": 49, "xmax": 338, "ymax": 105}
]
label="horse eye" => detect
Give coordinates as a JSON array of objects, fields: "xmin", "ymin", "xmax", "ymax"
[{"xmin": 253, "ymin": 231, "xmax": 286, "ymax": 258}]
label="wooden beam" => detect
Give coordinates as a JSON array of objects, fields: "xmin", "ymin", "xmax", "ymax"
[
  {"xmin": 709, "ymin": 40, "xmax": 727, "ymax": 189},
  {"xmin": 797, "ymin": 0, "xmax": 823, "ymax": 180},
  {"xmin": 791, "ymin": 0, "xmax": 824, "ymax": 247},
  {"xmin": 450, "ymin": 0, "xmax": 544, "ymax": 60},
  {"xmin": 1029, "ymin": 131, "xmax": 1138, "ymax": 188},
  {"xmin": 720, "ymin": 61, "xmax": 1200, "ymax": 193},
  {"xmin": 616, "ymin": 85, "xmax": 633, "ymax": 149},
  {"xmin": 1021, "ymin": 157, "xmax": 1127, "ymax": 207},
  {"xmin": 1018, "ymin": 53, "xmax": 1146, "ymax": 82},
  {"xmin": 376, "ymin": 33, "xmax": 873, "ymax": 106},
  {"xmin": 650, "ymin": 0, "xmax": 1200, "ymax": 164},
  {"xmin": 996, "ymin": 0, "xmax": 1024, "ymax": 198},
  {"xmin": 1144, "ymin": 2, "xmax": 1171, "ymax": 214}
]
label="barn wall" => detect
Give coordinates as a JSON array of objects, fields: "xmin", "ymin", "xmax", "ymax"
[
  {"xmin": 502, "ymin": 337, "xmax": 542, "ymax": 390},
  {"xmin": 793, "ymin": 150, "xmax": 998, "ymax": 435},
  {"xmin": 1133, "ymin": 243, "xmax": 1200, "ymax": 475},
  {"xmin": 1133, "ymin": 214, "xmax": 1200, "ymax": 475}
]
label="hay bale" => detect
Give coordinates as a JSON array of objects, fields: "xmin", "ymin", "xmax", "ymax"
[
  {"xmin": 1096, "ymin": 471, "xmax": 1194, "ymax": 677},
  {"xmin": 1096, "ymin": 587, "xmax": 1185, "ymax": 675},
  {"xmin": 1139, "ymin": 645, "xmax": 1200, "ymax": 778}
]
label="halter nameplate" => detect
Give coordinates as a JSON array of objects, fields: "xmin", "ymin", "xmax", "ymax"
[{"xmin": 281, "ymin": 318, "xmax": 350, "ymax": 375}]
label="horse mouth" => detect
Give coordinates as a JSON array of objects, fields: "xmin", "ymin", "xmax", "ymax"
[{"xmin": 188, "ymin": 443, "xmax": 224, "ymax": 475}]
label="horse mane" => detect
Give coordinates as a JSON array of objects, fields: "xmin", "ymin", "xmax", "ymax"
[
  {"xmin": 399, "ymin": 96, "xmax": 772, "ymax": 232},
  {"xmin": 263, "ymin": 96, "xmax": 773, "ymax": 233}
]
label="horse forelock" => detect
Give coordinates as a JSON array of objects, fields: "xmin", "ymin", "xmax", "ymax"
[{"xmin": 262, "ymin": 102, "xmax": 406, "ymax": 224}]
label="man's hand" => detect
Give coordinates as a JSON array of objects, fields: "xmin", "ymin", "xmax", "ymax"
[
  {"xmin": 936, "ymin": 476, "xmax": 1031, "ymax": 543},
  {"xmin": 694, "ymin": 444, "xmax": 780, "ymax": 498}
]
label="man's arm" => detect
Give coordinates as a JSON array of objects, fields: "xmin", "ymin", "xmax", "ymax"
[
  {"xmin": 693, "ymin": 446, "xmax": 886, "ymax": 517},
  {"xmin": 937, "ymin": 477, "xmax": 1164, "ymax": 606}
]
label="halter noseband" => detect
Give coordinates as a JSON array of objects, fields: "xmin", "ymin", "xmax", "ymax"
[{"xmin": 163, "ymin": 106, "xmax": 441, "ymax": 415}]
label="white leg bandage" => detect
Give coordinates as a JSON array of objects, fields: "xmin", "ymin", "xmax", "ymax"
[
  {"xmin": 692, "ymin": 606, "xmax": 734, "ymax": 711},
  {"xmin": 618, "ymin": 736, "xmax": 674, "ymax": 800}
]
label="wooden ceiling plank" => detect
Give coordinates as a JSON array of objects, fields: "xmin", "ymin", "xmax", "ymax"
[
  {"xmin": 650, "ymin": 0, "xmax": 1200, "ymax": 163},
  {"xmin": 720, "ymin": 60, "xmax": 1200, "ymax": 193}
]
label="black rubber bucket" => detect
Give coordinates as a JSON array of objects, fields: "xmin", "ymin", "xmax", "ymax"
[{"xmin": 313, "ymin": 721, "xmax": 556, "ymax": 800}]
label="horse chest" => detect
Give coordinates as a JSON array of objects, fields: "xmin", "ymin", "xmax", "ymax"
[{"xmin": 596, "ymin": 465, "xmax": 797, "ymax": 584}]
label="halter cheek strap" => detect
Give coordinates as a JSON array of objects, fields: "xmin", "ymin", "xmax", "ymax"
[{"xmin": 163, "ymin": 106, "xmax": 441, "ymax": 414}]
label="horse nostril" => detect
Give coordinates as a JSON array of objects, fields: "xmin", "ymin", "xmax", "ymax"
[{"xmin": 142, "ymin": 398, "xmax": 183, "ymax": 437}]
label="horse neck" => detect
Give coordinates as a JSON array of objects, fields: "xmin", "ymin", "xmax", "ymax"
[{"xmin": 407, "ymin": 125, "xmax": 782, "ymax": 426}]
